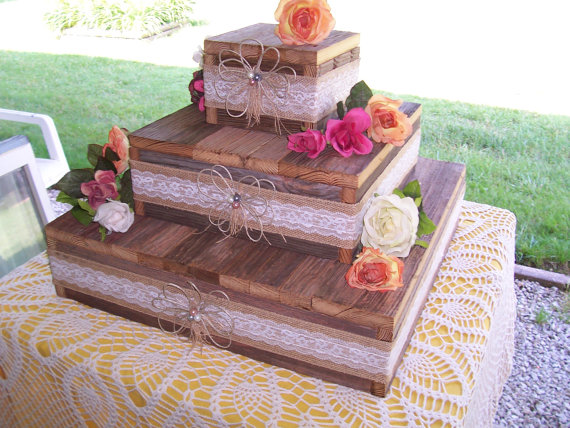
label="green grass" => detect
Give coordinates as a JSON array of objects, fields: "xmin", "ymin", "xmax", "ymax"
[{"xmin": 0, "ymin": 51, "xmax": 568, "ymax": 272}]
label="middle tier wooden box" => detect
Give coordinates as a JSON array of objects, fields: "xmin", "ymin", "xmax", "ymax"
[{"xmin": 128, "ymin": 103, "xmax": 422, "ymax": 263}]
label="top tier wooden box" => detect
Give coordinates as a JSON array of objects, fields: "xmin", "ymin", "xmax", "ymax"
[{"xmin": 203, "ymin": 23, "xmax": 361, "ymax": 133}]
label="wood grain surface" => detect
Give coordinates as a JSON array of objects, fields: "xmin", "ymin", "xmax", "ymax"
[
  {"xmin": 203, "ymin": 23, "xmax": 360, "ymax": 67},
  {"xmin": 129, "ymin": 103, "xmax": 421, "ymax": 202}
]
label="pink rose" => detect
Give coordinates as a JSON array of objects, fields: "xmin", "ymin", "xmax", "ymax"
[
  {"xmin": 193, "ymin": 79, "xmax": 204, "ymax": 92},
  {"xmin": 287, "ymin": 129, "xmax": 327, "ymax": 158},
  {"xmin": 80, "ymin": 169, "xmax": 118, "ymax": 210},
  {"xmin": 189, "ymin": 70, "xmax": 205, "ymax": 112},
  {"xmin": 103, "ymin": 126, "xmax": 129, "ymax": 174},
  {"xmin": 325, "ymin": 108, "xmax": 373, "ymax": 157}
]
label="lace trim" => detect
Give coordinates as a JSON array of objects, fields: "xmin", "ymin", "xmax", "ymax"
[
  {"xmin": 49, "ymin": 256, "xmax": 391, "ymax": 377},
  {"xmin": 130, "ymin": 132, "xmax": 420, "ymax": 247},
  {"xmin": 204, "ymin": 60, "xmax": 360, "ymax": 122}
]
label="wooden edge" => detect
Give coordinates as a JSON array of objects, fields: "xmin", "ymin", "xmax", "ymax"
[
  {"xmin": 205, "ymin": 106, "xmax": 218, "ymax": 124},
  {"xmin": 357, "ymin": 117, "xmax": 421, "ymax": 189},
  {"xmin": 390, "ymin": 172, "xmax": 466, "ymax": 340},
  {"xmin": 383, "ymin": 186, "xmax": 466, "ymax": 382},
  {"xmin": 140, "ymin": 202, "xmax": 352, "ymax": 262},
  {"xmin": 134, "ymin": 200, "xmax": 145, "ymax": 216},
  {"xmin": 130, "ymin": 146, "xmax": 140, "ymax": 161},
  {"xmin": 338, "ymin": 247, "xmax": 356, "ymax": 264},
  {"xmin": 130, "ymin": 137, "xmax": 195, "ymax": 158},
  {"xmin": 226, "ymin": 340, "xmax": 386, "ymax": 396},
  {"xmin": 340, "ymin": 187, "xmax": 357, "ymax": 204},
  {"xmin": 316, "ymin": 33, "xmax": 361, "ymax": 65},
  {"xmin": 56, "ymin": 283, "xmax": 388, "ymax": 396}
]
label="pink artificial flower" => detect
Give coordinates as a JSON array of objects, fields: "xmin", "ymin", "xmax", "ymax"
[
  {"xmin": 287, "ymin": 129, "xmax": 327, "ymax": 158},
  {"xmin": 325, "ymin": 108, "xmax": 373, "ymax": 157},
  {"xmin": 193, "ymin": 79, "xmax": 204, "ymax": 92},
  {"xmin": 189, "ymin": 70, "xmax": 205, "ymax": 111},
  {"xmin": 80, "ymin": 169, "xmax": 118, "ymax": 210}
]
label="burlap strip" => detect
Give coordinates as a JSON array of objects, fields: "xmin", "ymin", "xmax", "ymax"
[
  {"xmin": 204, "ymin": 60, "xmax": 360, "ymax": 123},
  {"xmin": 49, "ymin": 251, "xmax": 392, "ymax": 382}
]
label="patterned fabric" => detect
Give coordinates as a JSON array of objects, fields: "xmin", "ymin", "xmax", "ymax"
[{"xmin": 0, "ymin": 201, "xmax": 516, "ymax": 427}]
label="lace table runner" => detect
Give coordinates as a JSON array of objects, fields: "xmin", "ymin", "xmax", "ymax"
[{"xmin": 0, "ymin": 201, "xmax": 516, "ymax": 427}]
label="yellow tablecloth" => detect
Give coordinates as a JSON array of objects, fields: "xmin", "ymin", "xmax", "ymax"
[{"xmin": 0, "ymin": 201, "xmax": 516, "ymax": 427}]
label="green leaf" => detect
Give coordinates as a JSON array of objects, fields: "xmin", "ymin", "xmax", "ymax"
[
  {"xmin": 119, "ymin": 169, "xmax": 134, "ymax": 208},
  {"xmin": 336, "ymin": 101, "xmax": 345, "ymax": 120},
  {"xmin": 417, "ymin": 211, "xmax": 437, "ymax": 237},
  {"xmin": 54, "ymin": 169, "xmax": 94, "ymax": 198},
  {"xmin": 414, "ymin": 196, "xmax": 423, "ymax": 207},
  {"xmin": 70, "ymin": 205, "xmax": 93, "ymax": 226},
  {"xmin": 55, "ymin": 191, "xmax": 79, "ymax": 207},
  {"xmin": 392, "ymin": 189, "xmax": 405, "ymax": 198},
  {"xmin": 77, "ymin": 199, "xmax": 96, "ymax": 216},
  {"xmin": 87, "ymin": 144, "xmax": 103, "ymax": 167},
  {"xmin": 402, "ymin": 179, "xmax": 421, "ymax": 199},
  {"xmin": 104, "ymin": 147, "xmax": 120, "ymax": 162},
  {"xmin": 373, "ymin": 192, "xmax": 380, "ymax": 198},
  {"xmin": 415, "ymin": 239, "xmax": 429, "ymax": 248},
  {"xmin": 345, "ymin": 80, "xmax": 373, "ymax": 111},
  {"xmin": 99, "ymin": 225, "xmax": 107, "ymax": 242},
  {"xmin": 95, "ymin": 156, "xmax": 117, "ymax": 174}
]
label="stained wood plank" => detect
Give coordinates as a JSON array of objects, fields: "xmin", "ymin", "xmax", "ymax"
[
  {"xmin": 204, "ymin": 23, "xmax": 360, "ymax": 67},
  {"xmin": 141, "ymin": 202, "xmax": 345, "ymax": 260},
  {"xmin": 136, "ymin": 150, "xmax": 345, "ymax": 201},
  {"xmin": 48, "ymin": 245, "xmax": 378, "ymax": 339},
  {"xmin": 129, "ymin": 105, "xmax": 222, "ymax": 157},
  {"xmin": 130, "ymin": 102, "xmax": 421, "ymax": 195}
]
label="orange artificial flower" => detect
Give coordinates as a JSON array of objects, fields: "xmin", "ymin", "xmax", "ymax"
[
  {"xmin": 274, "ymin": 0, "xmax": 335, "ymax": 46},
  {"xmin": 365, "ymin": 94, "xmax": 412, "ymax": 146},
  {"xmin": 345, "ymin": 247, "xmax": 404, "ymax": 292},
  {"xmin": 103, "ymin": 126, "xmax": 130, "ymax": 174}
]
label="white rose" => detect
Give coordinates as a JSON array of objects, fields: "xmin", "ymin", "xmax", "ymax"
[
  {"xmin": 361, "ymin": 194, "xmax": 419, "ymax": 257},
  {"xmin": 192, "ymin": 45, "xmax": 204, "ymax": 68},
  {"xmin": 93, "ymin": 201, "xmax": 134, "ymax": 233}
]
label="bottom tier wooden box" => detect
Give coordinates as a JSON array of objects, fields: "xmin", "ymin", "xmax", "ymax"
[{"xmin": 46, "ymin": 158, "xmax": 465, "ymax": 396}]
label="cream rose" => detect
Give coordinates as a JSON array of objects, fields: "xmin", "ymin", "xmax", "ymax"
[
  {"xmin": 361, "ymin": 194, "xmax": 419, "ymax": 257},
  {"xmin": 93, "ymin": 200, "xmax": 134, "ymax": 233}
]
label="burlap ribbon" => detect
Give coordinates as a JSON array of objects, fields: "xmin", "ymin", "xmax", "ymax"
[
  {"xmin": 215, "ymin": 39, "xmax": 296, "ymax": 134},
  {"xmin": 196, "ymin": 164, "xmax": 285, "ymax": 244},
  {"xmin": 151, "ymin": 281, "xmax": 233, "ymax": 350}
]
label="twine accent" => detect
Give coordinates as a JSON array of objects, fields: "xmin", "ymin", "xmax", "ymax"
[
  {"xmin": 216, "ymin": 39, "xmax": 296, "ymax": 134},
  {"xmin": 151, "ymin": 281, "xmax": 233, "ymax": 350},
  {"xmin": 197, "ymin": 165, "xmax": 285, "ymax": 244}
]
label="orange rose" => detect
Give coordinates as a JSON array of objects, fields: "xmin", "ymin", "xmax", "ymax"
[
  {"xmin": 345, "ymin": 247, "xmax": 404, "ymax": 292},
  {"xmin": 103, "ymin": 126, "xmax": 129, "ymax": 174},
  {"xmin": 274, "ymin": 0, "xmax": 335, "ymax": 46},
  {"xmin": 365, "ymin": 94, "xmax": 412, "ymax": 146}
]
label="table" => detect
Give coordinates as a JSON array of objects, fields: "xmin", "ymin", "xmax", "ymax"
[{"xmin": 0, "ymin": 201, "xmax": 516, "ymax": 427}]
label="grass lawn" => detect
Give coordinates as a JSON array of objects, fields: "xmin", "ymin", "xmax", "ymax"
[{"xmin": 1, "ymin": 51, "xmax": 568, "ymax": 272}]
